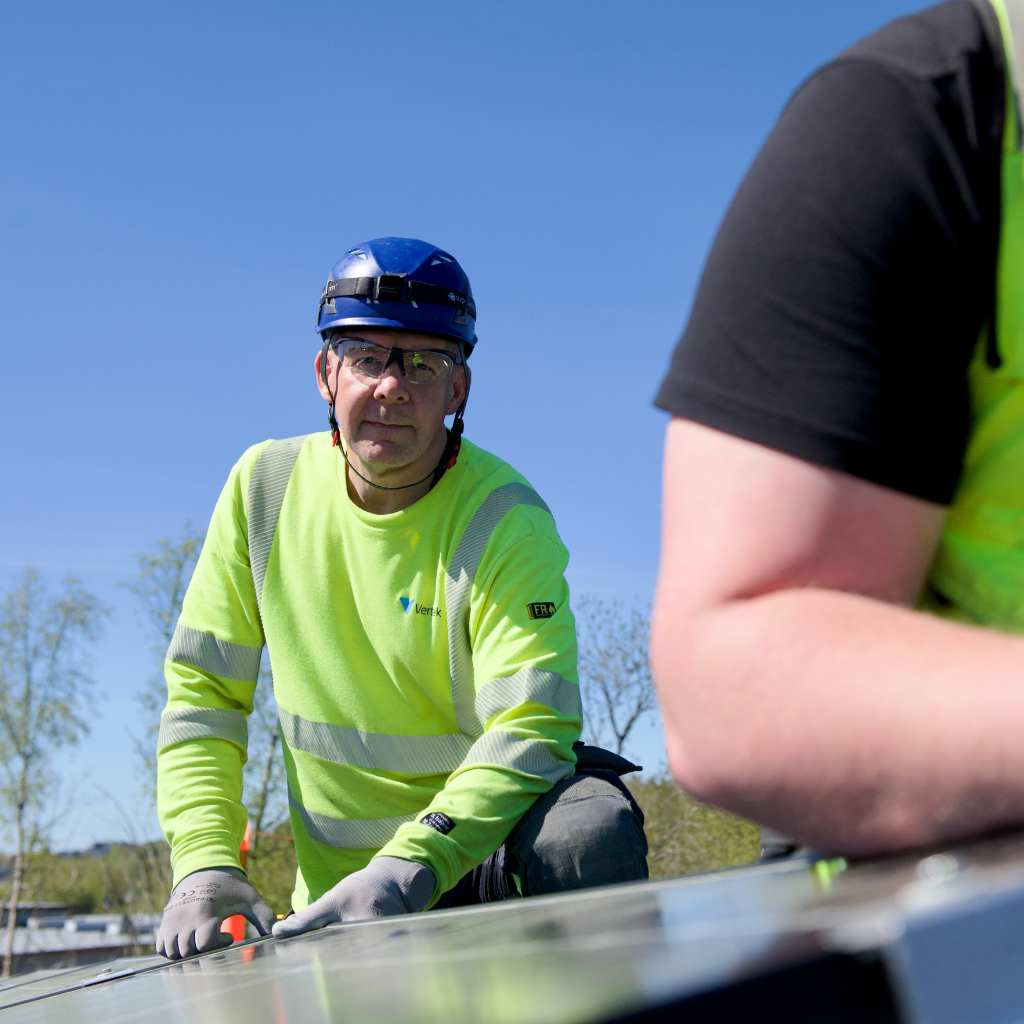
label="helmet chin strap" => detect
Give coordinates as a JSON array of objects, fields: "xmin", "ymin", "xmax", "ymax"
[{"xmin": 320, "ymin": 337, "xmax": 470, "ymax": 492}]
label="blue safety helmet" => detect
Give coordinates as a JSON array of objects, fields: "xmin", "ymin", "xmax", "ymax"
[
  {"xmin": 318, "ymin": 236, "xmax": 474, "ymax": 483},
  {"xmin": 317, "ymin": 237, "xmax": 477, "ymax": 350}
]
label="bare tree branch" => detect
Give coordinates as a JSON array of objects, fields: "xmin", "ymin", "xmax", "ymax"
[
  {"xmin": 244, "ymin": 660, "xmax": 285, "ymax": 861},
  {"xmin": 0, "ymin": 568, "xmax": 107, "ymax": 975},
  {"xmin": 120, "ymin": 525, "xmax": 204, "ymax": 653},
  {"xmin": 119, "ymin": 525, "xmax": 204, "ymax": 798},
  {"xmin": 575, "ymin": 597, "xmax": 657, "ymax": 758},
  {"xmin": 121, "ymin": 526, "xmax": 286, "ymax": 881}
]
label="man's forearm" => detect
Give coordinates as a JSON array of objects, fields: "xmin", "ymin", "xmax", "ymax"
[
  {"xmin": 158, "ymin": 738, "xmax": 248, "ymax": 885},
  {"xmin": 653, "ymin": 586, "xmax": 1024, "ymax": 855}
]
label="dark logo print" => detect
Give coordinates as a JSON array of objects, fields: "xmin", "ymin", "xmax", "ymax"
[
  {"xmin": 421, "ymin": 812, "xmax": 456, "ymax": 836},
  {"xmin": 527, "ymin": 602, "xmax": 557, "ymax": 620}
]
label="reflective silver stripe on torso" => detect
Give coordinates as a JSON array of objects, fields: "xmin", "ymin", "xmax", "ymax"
[
  {"xmin": 245, "ymin": 450, "xmax": 571, "ymax": 790},
  {"xmin": 444, "ymin": 482, "xmax": 552, "ymax": 738},
  {"xmin": 279, "ymin": 707, "xmax": 473, "ymax": 774},
  {"xmin": 288, "ymin": 788, "xmax": 418, "ymax": 849},
  {"xmin": 158, "ymin": 707, "xmax": 247, "ymax": 752},
  {"xmin": 248, "ymin": 435, "xmax": 307, "ymax": 616},
  {"xmin": 166, "ymin": 623, "xmax": 262, "ymax": 682},
  {"xmin": 475, "ymin": 667, "xmax": 581, "ymax": 726}
]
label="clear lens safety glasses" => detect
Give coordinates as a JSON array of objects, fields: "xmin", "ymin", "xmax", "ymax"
[{"xmin": 332, "ymin": 338, "xmax": 462, "ymax": 385}]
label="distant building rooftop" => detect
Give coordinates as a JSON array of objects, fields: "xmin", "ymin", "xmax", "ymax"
[
  {"xmin": 0, "ymin": 904, "xmax": 88, "ymax": 929},
  {"xmin": 1, "ymin": 915, "xmax": 158, "ymax": 975}
]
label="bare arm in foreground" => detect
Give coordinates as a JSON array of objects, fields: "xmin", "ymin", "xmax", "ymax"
[{"xmin": 651, "ymin": 417, "xmax": 1024, "ymax": 857}]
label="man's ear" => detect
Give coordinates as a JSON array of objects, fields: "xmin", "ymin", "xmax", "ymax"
[
  {"xmin": 446, "ymin": 364, "xmax": 469, "ymax": 417},
  {"xmin": 315, "ymin": 348, "xmax": 334, "ymax": 402}
]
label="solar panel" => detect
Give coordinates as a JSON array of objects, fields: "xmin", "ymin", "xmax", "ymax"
[{"xmin": 5, "ymin": 832, "xmax": 1024, "ymax": 1024}]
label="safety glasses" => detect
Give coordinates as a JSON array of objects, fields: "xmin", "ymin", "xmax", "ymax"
[{"xmin": 331, "ymin": 337, "xmax": 463, "ymax": 385}]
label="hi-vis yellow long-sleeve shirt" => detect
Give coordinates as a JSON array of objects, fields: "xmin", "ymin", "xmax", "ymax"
[{"xmin": 156, "ymin": 433, "xmax": 582, "ymax": 909}]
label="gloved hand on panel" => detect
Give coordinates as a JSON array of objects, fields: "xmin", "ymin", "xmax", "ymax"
[
  {"xmin": 272, "ymin": 856, "xmax": 435, "ymax": 938},
  {"xmin": 156, "ymin": 866, "xmax": 275, "ymax": 959}
]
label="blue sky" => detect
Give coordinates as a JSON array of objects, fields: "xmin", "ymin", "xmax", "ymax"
[{"xmin": 1, "ymin": 0, "xmax": 926, "ymax": 848}]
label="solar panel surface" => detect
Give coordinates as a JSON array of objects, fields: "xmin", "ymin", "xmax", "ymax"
[{"xmin": 4, "ymin": 835, "xmax": 1024, "ymax": 1024}]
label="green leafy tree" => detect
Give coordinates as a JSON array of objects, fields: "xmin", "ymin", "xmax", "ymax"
[
  {"xmin": 627, "ymin": 776, "xmax": 760, "ymax": 878},
  {"xmin": 0, "ymin": 569, "xmax": 107, "ymax": 976}
]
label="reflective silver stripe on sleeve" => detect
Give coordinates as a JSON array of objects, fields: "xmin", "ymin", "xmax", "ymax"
[
  {"xmin": 444, "ymin": 483, "xmax": 552, "ymax": 738},
  {"xmin": 475, "ymin": 667, "xmax": 582, "ymax": 725},
  {"xmin": 247, "ymin": 435, "xmax": 307, "ymax": 616},
  {"xmin": 157, "ymin": 707, "xmax": 248, "ymax": 752},
  {"xmin": 459, "ymin": 731, "xmax": 573, "ymax": 784},
  {"xmin": 166, "ymin": 623, "xmax": 262, "ymax": 682},
  {"xmin": 279, "ymin": 708, "xmax": 472, "ymax": 774},
  {"xmin": 288, "ymin": 788, "xmax": 417, "ymax": 849}
]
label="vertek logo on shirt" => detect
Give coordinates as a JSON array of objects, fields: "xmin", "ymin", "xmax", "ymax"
[{"xmin": 399, "ymin": 597, "xmax": 442, "ymax": 618}]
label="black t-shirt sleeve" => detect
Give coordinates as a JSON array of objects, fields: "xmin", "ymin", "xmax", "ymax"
[{"xmin": 655, "ymin": 0, "xmax": 1003, "ymax": 505}]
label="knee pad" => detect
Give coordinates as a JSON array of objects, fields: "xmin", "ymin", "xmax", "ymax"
[{"xmin": 511, "ymin": 775, "xmax": 648, "ymax": 895}]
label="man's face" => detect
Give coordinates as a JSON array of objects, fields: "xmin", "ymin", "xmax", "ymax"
[{"xmin": 316, "ymin": 329, "xmax": 467, "ymax": 470}]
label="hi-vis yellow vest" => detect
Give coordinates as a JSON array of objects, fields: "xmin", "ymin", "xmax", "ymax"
[{"xmin": 927, "ymin": 0, "xmax": 1024, "ymax": 628}]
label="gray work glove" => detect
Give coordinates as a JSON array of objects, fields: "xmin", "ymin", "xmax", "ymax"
[
  {"xmin": 156, "ymin": 866, "xmax": 276, "ymax": 960},
  {"xmin": 272, "ymin": 856, "xmax": 435, "ymax": 939}
]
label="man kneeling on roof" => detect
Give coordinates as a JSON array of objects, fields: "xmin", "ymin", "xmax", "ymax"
[{"xmin": 155, "ymin": 237, "xmax": 648, "ymax": 959}]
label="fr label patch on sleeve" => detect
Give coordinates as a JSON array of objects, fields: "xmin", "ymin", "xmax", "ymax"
[{"xmin": 527, "ymin": 602, "xmax": 556, "ymax": 619}]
